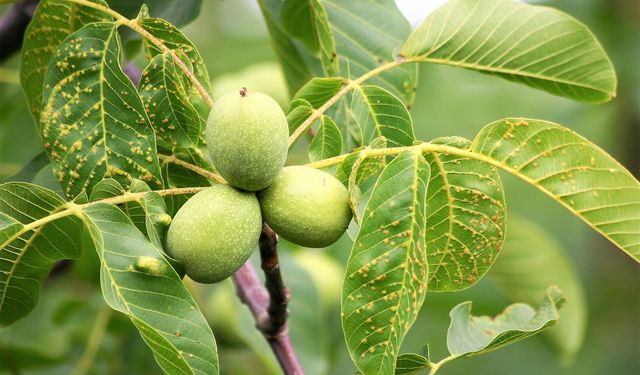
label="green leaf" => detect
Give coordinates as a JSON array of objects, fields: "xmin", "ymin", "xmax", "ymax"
[
  {"xmin": 287, "ymin": 99, "xmax": 316, "ymax": 135},
  {"xmin": 292, "ymin": 76, "xmax": 344, "ymax": 108},
  {"xmin": 159, "ymin": 149, "xmax": 212, "ymax": 214},
  {"xmin": 40, "ymin": 22, "xmax": 163, "ymax": 199},
  {"xmin": 471, "ymin": 118, "xmax": 640, "ymax": 260},
  {"xmin": 401, "ymin": 0, "xmax": 617, "ymax": 103},
  {"xmin": 0, "ymin": 182, "xmax": 83, "ymax": 327},
  {"xmin": 336, "ymin": 137, "xmax": 387, "ymax": 186},
  {"xmin": 138, "ymin": 17, "xmax": 211, "ymax": 94},
  {"xmin": 89, "ymin": 179, "xmax": 169, "ymax": 249},
  {"xmin": 107, "ymin": 0, "xmax": 202, "ymax": 27},
  {"xmin": 351, "ymin": 85, "xmax": 415, "ymax": 147},
  {"xmin": 281, "ymin": 0, "xmax": 339, "ymax": 75},
  {"xmin": 80, "ymin": 203, "xmax": 219, "ymax": 375},
  {"xmin": 343, "ymin": 137, "xmax": 389, "ymax": 224},
  {"xmin": 342, "ymin": 151, "xmax": 430, "ymax": 375},
  {"xmin": 489, "ymin": 215, "xmax": 587, "ymax": 363},
  {"xmin": 309, "ymin": 116, "xmax": 342, "ymax": 161},
  {"xmin": 394, "ymin": 353, "xmax": 431, "ymax": 375},
  {"xmin": 20, "ymin": 0, "xmax": 112, "ymax": 122},
  {"xmin": 258, "ymin": 0, "xmax": 316, "ymax": 95},
  {"xmin": 447, "ymin": 286, "xmax": 565, "ymax": 357},
  {"xmin": 323, "ymin": 0, "xmax": 418, "ymax": 105},
  {"xmin": 424, "ymin": 137, "xmax": 506, "ymax": 291},
  {"xmin": 139, "ymin": 50, "xmax": 204, "ymax": 150}
]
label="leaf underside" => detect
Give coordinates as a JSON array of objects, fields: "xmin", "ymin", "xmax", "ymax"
[
  {"xmin": 447, "ymin": 286, "xmax": 565, "ymax": 356},
  {"xmin": 342, "ymin": 151, "xmax": 430, "ymax": 375},
  {"xmin": 473, "ymin": 118, "xmax": 640, "ymax": 260},
  {"xmin": 402, "ymin": 0, "xmax": 617, "ymax": 103},
  {"xmin": 424, "ymin": 137, "xmax": 506, "ymax": 291},
  {"xmin": 0, "ymin": 183, "xmax": 83, "ymax": 327},
  {"xmin": 81, "ymin": 203, "xmax": 218, "ymax": 375}
]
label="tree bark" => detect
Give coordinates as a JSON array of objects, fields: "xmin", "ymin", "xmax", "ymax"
[{"xmin": 232, "ymin": 224, "xmax": 304, "ymax": 375}]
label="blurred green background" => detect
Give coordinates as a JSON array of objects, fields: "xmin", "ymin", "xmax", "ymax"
[{"xmin": 0, "ymin": 0, "xmax": 638, "ymax": 374}]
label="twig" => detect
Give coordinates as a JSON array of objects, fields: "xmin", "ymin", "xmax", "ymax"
[
  {"xmin": 0, "ymin": 0, "xmax": 38, "ymax": 63},
  {"xmin": 232, "ymin": 224, "xmax": 304, "ymax": 375},
  {"xmin": 67, "ymin": 0, "xmax": 214, "ymax": 108},
  {"xmin": 158, "ymin": 154, "xmax": 226, "ymax": 184},
  {"xmin": 287, "ymin": 60, "xmax": 404, "ymax": 147}
]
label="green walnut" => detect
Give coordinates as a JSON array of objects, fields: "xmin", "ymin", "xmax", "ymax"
[
  {"xmin": 166, "ymin": 185, "xmax": 262, "ymax": 283},
  {"xmin": 258, "ymin": 166, "xmax": 352, "ymax": 248},
  {"xmin": 206, "ymin": 88, "xmax": 288, "ymax": 191}
]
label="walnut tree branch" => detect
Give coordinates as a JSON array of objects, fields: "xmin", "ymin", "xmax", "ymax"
[{"xmin": 232, "ymin": 223, "xmax": 304, "ymax": 375}]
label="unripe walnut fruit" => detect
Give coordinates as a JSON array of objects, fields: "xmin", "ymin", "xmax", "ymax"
[
  {"xmin": 166, "ymin": 185, "xmax": 262, "ymax": 283},
  {"xmin": 258, "ymin": 166, "xmax": 352, "ymax": 248},
  {"xmin": 206, "ymin": 89, "xmax": 288, "ymax": 191}
]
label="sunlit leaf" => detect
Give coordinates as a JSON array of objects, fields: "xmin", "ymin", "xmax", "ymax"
[
  {"xmin": 472, "ymin": 118, "xmax": 640, "ymax": 260},
  {"xmin": 292, "ymin": 76, "xmax": 344, "ymax": 108},
  {"xmin": 0, "ymin": 183, "xmax": 83, "ymax": 327},
  {"xmin": 20, "ymin": 0, "xmax": 111, "ymax": 122},
  {"xmin": 309, "ymin": 116, "xmax": 342, "ymax": 161},
  {"xmin": 424, "ymin": 137, "xmax": 505, "ymax": 291},
  {"xmin": 351, "ymin": 84, "xmax": 414, "ymax": 147},
  {"xmin": 401, "ymin": 0, "xmax": 617, "ymax": 103},
  {"xmin": 336, "ymin": 137, "xmax": 387, "ymax": 186},
  {"xmin": 447, "ymin": 286, "xmax": 565, "ymax": 356},
  {"xmin": 287, "ymin": 99, "xmax": 316, "ymax": 135},
  {"xmin": 40, "ymin": 22, "xmax": 163, "ymax": 199},
  {"xmin": 342, "ymin": 151, "xmax": 430, "ymax": 375}
]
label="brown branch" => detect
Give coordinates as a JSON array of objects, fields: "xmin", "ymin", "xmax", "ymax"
[{"xmin": 232, "ymin": 223, "xmax": 304, "ymax": 375}]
